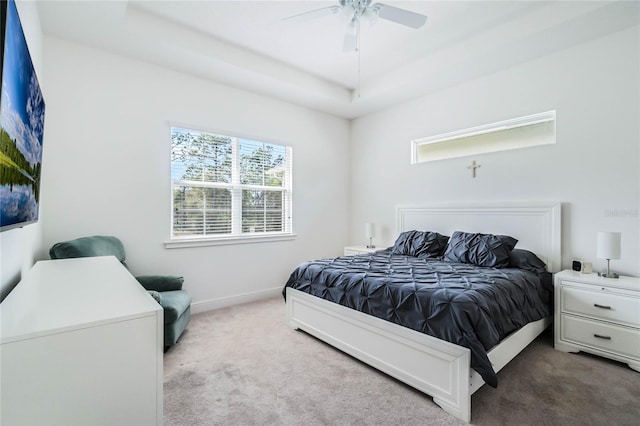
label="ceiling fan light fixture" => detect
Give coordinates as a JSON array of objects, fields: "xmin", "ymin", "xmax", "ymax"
[
  {"xmin": 362, "ymin": 8, "xmax": 379, "ymax": 26},
  {"xmin": 341, "ymin": 5, "xmax": 356, "ymax": 22}
]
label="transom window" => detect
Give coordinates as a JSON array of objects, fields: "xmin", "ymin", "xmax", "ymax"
[
  {"xmin": 411, "ymin": 111, "xmax": 556, "ymax": 164},
  {"xmin": 170, "ymin": 127, "xmax": 293, "ymax": 243}
]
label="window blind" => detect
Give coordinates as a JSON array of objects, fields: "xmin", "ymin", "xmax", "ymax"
[{"xmin": 171, "ymin": 127, "xmax": 292, "ymax": 239}]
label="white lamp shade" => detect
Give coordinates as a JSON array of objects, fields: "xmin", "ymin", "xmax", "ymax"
[
  {"xmin": 597, "ymin": 232, "xmax": 621, "ymax": 260},
  {"xmin": 365, "ymin": 223, "xmax": 375, "ymax": 239}
]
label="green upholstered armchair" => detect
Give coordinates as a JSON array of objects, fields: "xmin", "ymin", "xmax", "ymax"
[{"xmin": 49, "ymin": 236, "xmax": 191, "ymax": 350}]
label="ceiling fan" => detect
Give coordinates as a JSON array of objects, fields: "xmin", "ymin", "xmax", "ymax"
[{"xmin": 283, "ymin": 0, "xmax": 427, "ymax": 52}]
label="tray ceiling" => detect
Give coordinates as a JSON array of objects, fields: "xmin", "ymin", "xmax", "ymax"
[{"xmin": 37, "ymin": 1, "xmax": 638, "ymax": 119}]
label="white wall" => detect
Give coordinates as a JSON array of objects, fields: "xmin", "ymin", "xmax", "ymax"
[
  {"xmin": 0, "ymin": 0, "xmax": 45, "ymax": 300},
  {"xmin": 349, "ymin": 26, "xmax": 640, "ymax": 277},
  {"xmin": 40, "ymin": 37, "xmax": 350, "ymax": 311}
]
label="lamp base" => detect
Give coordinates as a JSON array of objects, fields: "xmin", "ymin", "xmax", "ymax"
[
  {"xmin": 598, "ymin": 272, "xmax": 619, "ymax": 279},
  {"xmin": 366, "ymin": 236, "xmax": 375, "ymax": 249},
  {"xmin": 598, "ymin": 259, "xmax": 619, "ymax": 279}
]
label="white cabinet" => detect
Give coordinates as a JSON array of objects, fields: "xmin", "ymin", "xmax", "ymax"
[
  {"xmin": 0, "ymin": 256, "xmax": 163, "ymax": 425},
  {"xmin": 554, "ymin": 270, "xmax": 640, "ymax": 372},
  {"xmin": 344, "ymin": 246, "xmax": 379, "ymax": 256}
]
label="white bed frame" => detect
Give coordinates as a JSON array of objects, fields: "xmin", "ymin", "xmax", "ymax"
[{"xmin": 286, "ymin": 203, "xmax": 561, "ymax": 423}]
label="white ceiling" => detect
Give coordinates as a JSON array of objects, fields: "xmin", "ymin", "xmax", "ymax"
[{"xmin": 36, "ymin": 1, "xmax": 639, "ymax": 119}]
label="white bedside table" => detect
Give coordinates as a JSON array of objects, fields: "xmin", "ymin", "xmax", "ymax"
[
  {"xmin": 554, "ymin": 269, "xmax": 640, "ymax": 372},
  {"xmin": 344, "ymin": 246, "xmax": 379, "ymax": 256}
]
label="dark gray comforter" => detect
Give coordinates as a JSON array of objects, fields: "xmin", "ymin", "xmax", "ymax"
[{"xmin": 283, "ymin": 250, "xmax": 552, "ymax": 387}]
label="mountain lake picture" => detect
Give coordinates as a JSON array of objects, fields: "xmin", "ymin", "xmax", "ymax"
[{"xmin": 1, "ymin": 0, "xmax": 46, "ymax": 231}]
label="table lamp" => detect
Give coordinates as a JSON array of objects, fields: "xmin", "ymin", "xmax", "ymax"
[{"xmin": 597, "ymin": 231, "xmax": 621, "ymax": 278}]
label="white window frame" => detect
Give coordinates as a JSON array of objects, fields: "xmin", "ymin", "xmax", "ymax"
[
  {"xmin": 411, "ymin": 110, "xmax": 556, "ymax": 164},
  {"xmin": 166, "ymin": 127, "xmax": 295, "ymax": 249}
]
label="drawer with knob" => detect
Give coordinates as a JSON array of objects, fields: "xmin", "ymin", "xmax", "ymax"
[
  {"xmin": 560, "ymin": 285, "xmax": 640, "ymax": 327},
  {"xmin": 560, "ymin": 314, "xmax": 640, "ymax": 359}
]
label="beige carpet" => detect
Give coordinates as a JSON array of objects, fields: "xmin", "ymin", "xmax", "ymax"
[{"xmin": 164, "ymin": 296, "xmax": 640, "ymax": 425}]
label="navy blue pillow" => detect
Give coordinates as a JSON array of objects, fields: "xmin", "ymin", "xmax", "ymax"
[
  {"xmin": 508, "ymin": 249, "xmax": 547, "ymax": 273},
  {"xmin": 391, "ymin": 230, "xmax": 449, "ymax": 258},
  {"xmin": 444, "ymin": 231, "xmax": 518, "ymax": 268}
]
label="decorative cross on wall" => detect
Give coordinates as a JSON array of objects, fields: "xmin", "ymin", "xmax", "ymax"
[{"xmin": 467, "ymin": 160, "xmax": 481, "ymax": 178}]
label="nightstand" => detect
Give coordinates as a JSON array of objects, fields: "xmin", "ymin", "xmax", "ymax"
[
  {"xmin": 344, "ymin": 246, "xmax": 379, "ymax": 256},
  {"xmin": 554, "ymin": 270, "xmax": 640, "ymax": 372}
]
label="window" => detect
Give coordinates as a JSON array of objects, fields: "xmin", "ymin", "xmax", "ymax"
[
  {"xmin": 411, "ymin": 111, "xmax": 556, "ymax": 164},
  {"xmin": 168, "ymin": 127, "xmax": 293, "ymax": 246}
]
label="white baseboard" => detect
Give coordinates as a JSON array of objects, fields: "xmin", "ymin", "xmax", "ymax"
[{"xmin": 190, "ymin": 286, "xmax": 283, "ymax": 314}]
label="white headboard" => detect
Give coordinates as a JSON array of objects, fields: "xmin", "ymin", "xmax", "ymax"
[{"xmin": 396, "ymin": 203, "xmax": 562, "ymax": 272}]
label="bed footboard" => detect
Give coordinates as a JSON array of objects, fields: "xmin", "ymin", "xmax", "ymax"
[
  {"xmin": 286, "ymin": 288, "xmax": 473, "ymax": 422},
  {"xmin": 286, "ymin": 287, "xmax": 551, "ymax": 423}
]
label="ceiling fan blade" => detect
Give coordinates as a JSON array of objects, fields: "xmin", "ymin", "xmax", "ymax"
[
  {"xmin": 282, "ymin": 5, "xmax": 341, "ymax": 23},
  {"xmin": 374, "ymin": 3, "xmax": 427, "ymax": 29},
  {"xmin": 343, "ymin": 18, "xmax": 359, "ymax": 52}
]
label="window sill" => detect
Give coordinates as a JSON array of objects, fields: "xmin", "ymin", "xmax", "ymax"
[{"xmin": 164, "ymin": 233, "xmax": 298, "ymax": 249}]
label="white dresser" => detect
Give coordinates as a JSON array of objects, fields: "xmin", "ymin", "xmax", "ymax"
[
  {"xmin": 554, "ymin": 269, "xmax": 640, "ymax": 372},
  {"xmin": 0, "ymin": 256, "xmax": 163, "ymax": 425}
]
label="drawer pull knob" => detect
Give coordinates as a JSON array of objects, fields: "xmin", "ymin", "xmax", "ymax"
[
  {"xmin": 593, "ymin": 303, "xmax": 612, "ymax": 310},
  {"xmin": 594, "ymin": 334, "xmax": 611, "ymax": 340}
]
